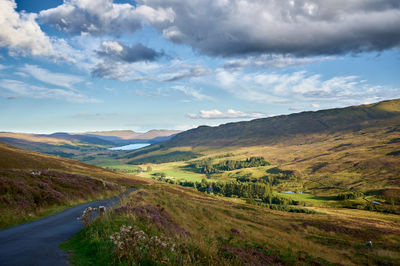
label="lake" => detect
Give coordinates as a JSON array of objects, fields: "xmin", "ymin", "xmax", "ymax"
[{"xmin": 108, "ymin": 143, "xmax": 150, "ymax": 151}]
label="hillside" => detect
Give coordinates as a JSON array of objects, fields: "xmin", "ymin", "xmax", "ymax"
[
  {"xmin": 84, "ymin": 129, "xmax": 181, "ymax": 144},
  {"xmin": 64, "ymin": 182, "xmax": 400, "ymax": 265},
  {"xmin": 85, "ymin": 129, "xmax": 180, "ymax": 140},
  {"xmin": 164, "ymin": 99, "xmax": 400, "ymax": 147},
  {"xmin": 0, "ymin": 142, "xmax": 148, "ymax": 228},
  {"xmin": 120, "ymin": 99, "xmax": 400, "ymax": 208}
]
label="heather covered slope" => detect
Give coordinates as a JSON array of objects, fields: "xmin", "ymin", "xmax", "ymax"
[
  {"xmin": 165, "ymin": 99, "xmax": 400, "ymax": 147},
  {"xmin": 0, "ymin": 142, "xmax": 148, "ymax": 228},
  {"xmin": 64, "ymin": 184, "xmax": 400, "ymax": 265}
]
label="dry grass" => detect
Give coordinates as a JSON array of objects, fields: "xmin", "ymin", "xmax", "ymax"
[
  {"xmin": 66, "ymin": 183, "xmax": 400, "ymax": 265},
  {"xmin": 0, "ymin": 142, "xmax": 152, "ymax": 228}
]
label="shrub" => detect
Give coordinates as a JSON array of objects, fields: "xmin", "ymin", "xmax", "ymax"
[
  {"xmin": 109, "ymin": 225, "xmax": 199, "ymax": 265},
  {"xmin": 77, "ymin": 206, "xmax": 107, "ymax": 227}
]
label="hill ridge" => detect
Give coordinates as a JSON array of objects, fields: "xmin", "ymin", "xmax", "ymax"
[{"xmin": 165, "ymin": 99, "xmax": 400, "ymax": 147}]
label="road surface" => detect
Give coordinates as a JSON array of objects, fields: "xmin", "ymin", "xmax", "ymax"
[{"xmin": 0, "ymin": 189, "xmax": 134, "ymax": 266}]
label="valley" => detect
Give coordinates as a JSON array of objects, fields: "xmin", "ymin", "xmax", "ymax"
[{"xmin": 1, "ymin": 99, "xmax": 400, "ymax": 265}]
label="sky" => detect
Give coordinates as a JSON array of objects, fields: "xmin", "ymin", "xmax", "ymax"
[{"xmin": 0, "ymin": 0, "xmax": 399, "ymax": 133}]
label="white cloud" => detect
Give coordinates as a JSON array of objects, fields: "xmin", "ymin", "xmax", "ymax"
[
  {"xmin": 102, "ymin": 41, "xmax": 123, "ymax": 54},
  {"xmin": 21, "ymin": 64, "xmax": 84, "ymax": 89},
  {"xmin": 311, "ymin": 103, "xmax": 320, "ymax": 108},
  {"xmin": 0, "ymin": 79, "xmax": 99, "ymax": 103},
  {"xmin": 0, "ymin": 0, "xmax": 54, "ymax": 56},
  {"xmin": 161, "ymin": 65, "xmax": 211, "ymax": 82},
  {"xmin": 222, "ymin": 54, "xmax": 334, "ymax": 71},
  {"xmin": 187, "ymin": 109, "xmax": 265, "ymax": 119},
  {"xmin": 40, "ymin": 0, "xmax": 174, "ymax": 36},
  {"xmin": 0, "ymin": 1, "xmax": 84, "ymax": 61},
  {"xmin": 214, "ymin": 69, "xmax": 400, "ymax": 106},
  {"xmin": 173, "ymin": 86, "xmax": 211, "ymax": 101}
]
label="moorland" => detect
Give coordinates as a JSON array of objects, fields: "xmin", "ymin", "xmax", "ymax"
[{"xmin": 1, "ymin": 99, "xmax": 400, "ymax": 265}]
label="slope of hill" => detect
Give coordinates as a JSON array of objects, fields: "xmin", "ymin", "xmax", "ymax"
[
  {"xmin": 0, "ymin": 142, "xmax": 148, "ymax": 229},
  {"xmin": 0, "ymin": 129, "xmax": 180, "ymax": 164},
  {"xmin": 121, "ymin": 99, "xmax": 400, "ymax": 207},
  {"xmin": 45, "ymin": 132, "xmax": 116, "ymax": 145},
  {"xmin": 84, "ymin": 130, "xmax": 142, "ymax": 140},
  {"xmin": 0, "ymin": 132, "xmax": 115, "ymax": 159},
  {"xmin": 165, "ymin": 99, "xmax": 400, "ymax": 147},
  {"xmin": 84, "ymin": 129, "xmax": 181, "ymax": 144},
  {"xmin": 64, "ymin": 182, "xmax": 400, "ymax": 265}
]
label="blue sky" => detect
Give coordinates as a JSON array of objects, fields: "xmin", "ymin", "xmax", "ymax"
[{"xmin": 0, "ymin": 0, "xmax": 399, "ymax": 133}]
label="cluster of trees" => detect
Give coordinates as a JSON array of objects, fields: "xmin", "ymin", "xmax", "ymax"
[
  {"xmin": 336, "ymin": 191, "xmax": 364, "ymax": 200},
  {"xmin": 105, "ymin": 167, "xmax": 139, "ymax": 174},
  {"xmin": 152, "ymin": 175, "xmax": 298, "ymax": 206},
  {"xmin": 189, "ymin": 156, "xmax": 270, "ymax": 174}
]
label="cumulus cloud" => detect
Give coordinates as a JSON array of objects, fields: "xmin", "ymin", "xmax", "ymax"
[
  {"xmin": 215, "ymin": 69, "xmax": 400, "ymax": 105},
  {"xmin": 40, "ymin": 0, "xmax": 174, "ymax": 36},
  {"xmin": 138, "ymin": 0, "xmax": 400, "ymax": 56},
  {"xmin": 97, "ymin": 41, "xmax": 163, "ymax": 63},
  {"xmin": 20, "ymin": 64, "xmax": 84, "ymax": 88},
  {"xmin": 0, "ymin": 79, "xmax": 99, "ymax": 103},
  {"xmin": 173, "ymin": 86, "xmax": 211, "ymax": 101},
  {"xmin": 0, "ymin": 0, "xmax": 55, "ymax": 56},
  {"xmin": 187, "ymin": 109, "xmax": 265, "ymax": 119}
]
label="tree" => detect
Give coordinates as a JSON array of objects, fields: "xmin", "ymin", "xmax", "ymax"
[{"xmin": 146, "ymin": 166, "xmax": 153, "ymax": 172}]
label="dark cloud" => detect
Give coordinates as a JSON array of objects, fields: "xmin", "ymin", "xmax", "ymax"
[
  {"xmin": 97, "ymin": 41, "xmax": 163, "ymax": 63},
  {"xmin": 137, "ymin": 0, "xmax": 400, "ymax": 56}
]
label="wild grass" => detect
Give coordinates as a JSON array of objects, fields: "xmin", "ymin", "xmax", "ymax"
[
  {"xmin": 0, "ymin": 142, "xmax": 153, "ymax": 229},
  {"xmin": 0, "ymin": 169, "xmax": 121, "ymax": 229},
  {"xmin": 63, "ymin": 184, "xmax": 400, "ymax": 265}
]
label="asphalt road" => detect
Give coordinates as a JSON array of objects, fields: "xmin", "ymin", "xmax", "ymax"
[{"xmin": 0, "ymin": 189, "xmax": 134, "ymax": 266}]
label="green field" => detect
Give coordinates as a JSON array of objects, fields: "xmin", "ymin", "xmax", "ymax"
[{"xmin": 138, "ymin": 161, "xmax": 208, "ymax": 182}]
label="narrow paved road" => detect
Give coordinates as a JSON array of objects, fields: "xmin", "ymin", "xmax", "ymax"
[{"xmin": 0, "ymin": 189, "xmax": 134, "ymax": 266}]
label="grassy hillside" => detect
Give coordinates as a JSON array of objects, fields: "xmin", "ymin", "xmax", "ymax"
[
  {"xmin": 63, "ymin": 183, "xmax": 400, "ymax": 265},
  {"xmin": 115, "ymin": 99, "xmax": 400, "ymax": 215},
  {"xmin": 0, "ymin": 142, "xmax": 149, "ymax": 228},
  {"xmin": 163, "ymin": 99, "xmax": 400, "ymax": 147}
]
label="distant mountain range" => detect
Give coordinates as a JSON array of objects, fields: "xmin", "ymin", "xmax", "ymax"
[
  {"xmin": 83, "ymin": 130, "xmax": 181, "ymax": 144},
  {"xmin": 0, "ymin": 129, "xmax": 181, "ymax": 147}
]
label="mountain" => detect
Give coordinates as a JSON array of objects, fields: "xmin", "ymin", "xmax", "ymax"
[
  {"xmin": 123, "ymin": 99, "xmax": 400, "ymax": 198},
  {"xmin": 0, "ymin": 129, "xmax": 181, "ymax": 161},
  {"xmin": 164, "ymin": 99, "xmax": 400, "ymax": 147},
  {"xmin": 84, "ymin": 130, "xmax": 142, "ymax": 140},
  {"xmin": 84, "ymin": 129, "xmax": 181, "ymax": 144},
  {"xmin": 45, "ymin": 132, "xmax": 116, "ymax": 145},
  {"xmin": 0, "ymin": 132, "xmax": 115, "ymax": 146}
]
